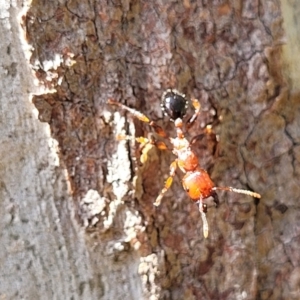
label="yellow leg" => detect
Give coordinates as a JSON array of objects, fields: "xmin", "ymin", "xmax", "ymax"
[
  {"xmin": 154, "ymin": 160, "xmax": 177, "ymax": 206},
  {"xmin": 108, "ymin": 98, "xmax": 168, "ymax": 138},
  {"xmin": 186, "ymin": 98, "xmax": 201, "ymax": 128},
  {"xmin": 116, "ymin": 134, "xmax": 168, "ymax": 150},
  {"xmin": 212, "ymin": 186, "xmax": 261, "ymax": 199}
]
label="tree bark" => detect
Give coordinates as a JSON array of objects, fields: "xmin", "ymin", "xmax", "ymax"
[{"xmin": 1, "ymin": 0, "xmax": 299, "ymax": 299}]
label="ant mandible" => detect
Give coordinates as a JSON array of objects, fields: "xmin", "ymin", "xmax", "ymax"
[{"xmin": 108, "ymin": 89, "xmax": 261, "ymax": 238}]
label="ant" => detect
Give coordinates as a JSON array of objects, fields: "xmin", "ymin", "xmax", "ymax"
[{"xmin": 108, "ymin": 89, "xmax": 261, "ymax": 238}]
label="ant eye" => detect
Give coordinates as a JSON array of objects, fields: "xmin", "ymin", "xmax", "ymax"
[{"xmin": 161, "ymin": 89, "xmax": 188, "ymax": 121}]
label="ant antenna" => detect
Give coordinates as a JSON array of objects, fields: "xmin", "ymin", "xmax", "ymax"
[{"xmin": 212, "ymin": 187, "xmax": 261, "ymax": 199}]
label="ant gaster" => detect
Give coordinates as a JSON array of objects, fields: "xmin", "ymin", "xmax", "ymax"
[{"xmin": 108, "ymin": 89, "xmax": 261, "ymax": 238}]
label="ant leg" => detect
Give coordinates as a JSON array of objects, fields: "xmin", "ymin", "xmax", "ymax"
[
  {"xmin": 198, "ymin": 198, "xmax": 209, "ymax": 238},
  {"xmin": 154, "ymin": 160, "xmax": 177, "ymax": 206},
  {"xmin": 186, "ymin": 98, "xmax": 201, "ymax": 129},
  {"xmin": 212, "ymin": 186, "xmax": 261, "ymax": 199},
  {"xmin": 190, "ymin": 133, "xmax": 206, "ymax": 145},
  {"xmin": 116, "ymin": 134, "xmax": 169, "ymax": 151},
  {"xmin": 108, "ymin": 98, "xmax": 168, "ymax": 138}
]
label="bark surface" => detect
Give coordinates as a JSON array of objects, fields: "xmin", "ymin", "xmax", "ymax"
[{"xmin": 1, "ymin": 0, "xmax": 300, "ymax": 299}]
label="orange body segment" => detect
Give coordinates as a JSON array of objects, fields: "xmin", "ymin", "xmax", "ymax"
[
  {"xmin": 177, "ymin": 150, "xmax": 199, "ymax": 172},
  {"xmin": 182, "ymin": 168, "xmax": 215, "ymax": 201}
]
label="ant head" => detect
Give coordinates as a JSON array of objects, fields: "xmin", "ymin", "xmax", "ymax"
[{"xmin": 161, "ymin": 89, "xmax": 188, "ymax": 121}]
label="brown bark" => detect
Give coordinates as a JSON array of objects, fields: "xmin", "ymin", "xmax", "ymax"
[{"xmin": 1, "ymin": 0, "xmax": 299, "ymax": 299}]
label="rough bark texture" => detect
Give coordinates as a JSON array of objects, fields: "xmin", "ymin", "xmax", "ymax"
[
  {"xmin": 1, "ymin": 0, "xmax": 300, "ymax": 299},
  {"xmin": 0, "ymin": 2, "xmax": 105, "ymax": 300}
]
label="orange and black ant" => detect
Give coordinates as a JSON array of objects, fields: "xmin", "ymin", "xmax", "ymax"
[{"xmin": 108, "ymin": 89, "xmax": 261, "ymax": 238}]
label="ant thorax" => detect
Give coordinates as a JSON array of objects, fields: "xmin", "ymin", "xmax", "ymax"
[
  {"xmin": 171, "ymin": 132, "xmax": 199, "ymax": 172},
  {"xmin": 170, "ymin": 136, "xmax": 189, "ymax": 151},
  {"xmin": 177, "ymin": 149, "xmax": 199, "ymax": 172}
]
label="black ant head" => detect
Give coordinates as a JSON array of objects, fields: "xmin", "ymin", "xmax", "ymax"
[{"xmin": 161, "ymin": 89, "xmax": 188, "ymax": 121}]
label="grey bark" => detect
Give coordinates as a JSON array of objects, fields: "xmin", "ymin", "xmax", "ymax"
[
  {"xmin": 0, "ymin": 2, "xmax": 141, "ymax": 299},
  {"xmin": 0, "ymin": 2, "xmax": 105, "ymax": 300},
  {"xmin": 1, "ymin": 1, "xmax": 300, "ymax": 300}
]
